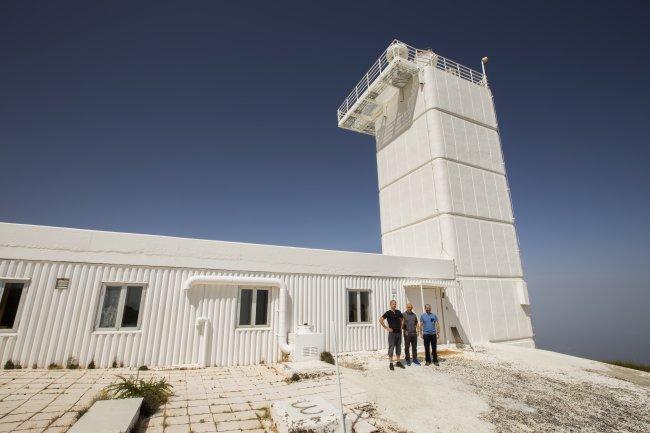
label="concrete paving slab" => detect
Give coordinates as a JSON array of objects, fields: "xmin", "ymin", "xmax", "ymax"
[{"xmin": 68, "ymin": 397, "xmax": 143, "ymax": 433}]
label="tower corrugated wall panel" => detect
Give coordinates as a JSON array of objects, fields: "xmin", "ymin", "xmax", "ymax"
[
  {"xmin": 375, "ymin": 64, "xmax": 534, "ymax": 347},
  {"xmin": 0, "ymin": 258, "xmax": 429, "ymax": 367}
]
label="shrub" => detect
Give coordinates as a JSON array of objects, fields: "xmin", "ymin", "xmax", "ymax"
[
  {"xmin": 138, "ymin": 365, "xmax": 149, "ymax": 371},
  {"xmin": 48, "ymin": 363, "xmax": 63, "ymax": 370},
  {"xmin": 87, "ymin": 360, "xmax": 96, "ymax": 369},
  {"xmin": 32, "ymin": 363, "xmax": 38, "ymax": 369},
  {"xmin": 15, "ymin": 364, "xmax": 22, "ymax": 369},
  {"xmin": 105, "ymin": 375, "xmax": 173, "ymax": 416},
  {"xmin": 111, "ymin": 360, "xmax": 118, "ymax": 368},
  {"xmin": 4, "ymin": 360, "xmax": 15, "ymax": 370},
  {"xmin": 320, "ymin": 351, "xmax": 335, "ymax": 365},
  {"xmin": 66, "ymin": 356, "xmax": 80, "ymax": 369}
]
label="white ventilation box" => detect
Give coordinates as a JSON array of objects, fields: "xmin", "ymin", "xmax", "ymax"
[{"xmin": 290, "ymin": 325, "xmax": 325, "ymax": 362}]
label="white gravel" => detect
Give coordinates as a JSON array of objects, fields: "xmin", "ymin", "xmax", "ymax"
[{"xmin": 340, "ymin": 345, "xmax": 650, "ymax": 433}]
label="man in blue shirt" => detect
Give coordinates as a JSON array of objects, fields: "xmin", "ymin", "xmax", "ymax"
[{"xmin": 420, "ymin": 303, "xmax": 440, "ymax": 366}]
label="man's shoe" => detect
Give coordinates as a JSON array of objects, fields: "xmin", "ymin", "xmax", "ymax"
[
  {"xmin": 406, "ymin": 360, "xmax": 411, "ymax": 366},
  {"xmin": 389, "ymin": 363, "xmax": 394, "ymax": 371},
  {"xmin": 433, "ymin": 361, "xmax": 439, "ymax": 366},
  {"xmin": 396, "ymin": 361, "xmax": 406, "ymax": 369},
  {"xmin": 413, "ymin": 359, "xmax": 421, "ymax": 365},
  {"xmin": 425, "ymin": 361, "xmax": 431, "ymax": 366}
]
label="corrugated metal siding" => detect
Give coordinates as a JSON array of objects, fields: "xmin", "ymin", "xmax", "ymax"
[
  {"xmin": 0, "ymin": 259, "xmax": 418, "ymax": 368},
  {"xmin": 0, "ymin": 258, "xmax": 533, "ymax": 367}
]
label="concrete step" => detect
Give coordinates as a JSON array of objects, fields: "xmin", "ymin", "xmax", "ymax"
[{"xmin": 68, "ymin": 397, "xmax": 143, "ymax": 433}]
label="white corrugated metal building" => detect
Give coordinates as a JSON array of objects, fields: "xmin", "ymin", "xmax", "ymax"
[{"xmin": 0, "ymin": 40, "xmax": 533, "ymax": 368}]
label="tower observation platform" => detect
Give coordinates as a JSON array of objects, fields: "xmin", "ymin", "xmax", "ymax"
[{"xmin": 337, "ymin": 40, "xmax": 487, "ymax": 135}]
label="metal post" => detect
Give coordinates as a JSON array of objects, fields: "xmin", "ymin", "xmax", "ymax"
[
  {"xmin": 419, "ymin": 284, "xmax": 425, "ymax": 314},
  {"xmin": 481, "ymin": 57, "xmax": 489, "ymax": 86},
  {"xmin": 331, "ymin": 320, "xmax": 347, "ymax": 433}
]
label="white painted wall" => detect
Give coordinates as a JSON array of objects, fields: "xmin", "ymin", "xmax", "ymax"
[
  {"xmin": 373, "ymin": 63, "xmax": 534, "ymax": 347},
  {"xmin": 0, "ymin": 223, "xmax": 463, "ymax": 367}
]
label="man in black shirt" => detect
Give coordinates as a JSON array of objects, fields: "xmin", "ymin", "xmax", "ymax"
[{"xmin": 379, "ymin": 299, "xmax": 405, "ymax": 370}]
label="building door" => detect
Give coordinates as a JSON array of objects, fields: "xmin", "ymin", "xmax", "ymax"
[{"xmin": 404, "ymin": 286, "xmax": 447, "ymax": 344}]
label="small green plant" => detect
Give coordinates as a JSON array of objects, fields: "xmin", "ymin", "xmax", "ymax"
[
  {"xmin": 105, "ymin": 375, "xmax": 173, "ymax": 416},
  {"xmin": 15, "ymin": 364, "xmax": 22, "ymax": 369},
  {"xmin": 32, "ymin": 363, "xmax": 38, "ymax": 369},
  {"xmin": 285, "ymin": 373, "xmax": 301, "ymax": 383},
  {"xmin": 48, "ymin": 363, "xmax": 63, "ymax": 370},
  {"xmin": 75, "ymin": 389, "xmax": 110, "ymax": 420},
  {"xmin": 4, "ymin": 360, "xmax": 15, "ymax": 370},
  {"xmin": 66, "ymin": 356, "xmax": 80, "ymax": 369},
  {"xmin": 112, "ymin": 360, "xmax": 118, "ymax": 368},
  {"xmin": 138, "ymin": 365, "xmax": 149, "ymax": 371},
  {"xmin": 87, "ymin": 360, "xmax": 96, "ymax": 369},
  {"xmin": 320, "ymin": 351, "xmax": 335, "ymax": 365}
]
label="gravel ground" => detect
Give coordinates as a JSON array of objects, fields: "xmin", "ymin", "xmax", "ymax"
[
  {"xmin": 342, "ymin": 346, "xmax": 650, "ymax": 433},
  {"xmin": 443, "ymin": 353, "xmax": 649, "ymax": 433}
]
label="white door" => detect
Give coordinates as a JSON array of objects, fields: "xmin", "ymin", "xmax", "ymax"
[{"xmin": 404, "ymin": 287, "xmax": 446, "ymax": 343}]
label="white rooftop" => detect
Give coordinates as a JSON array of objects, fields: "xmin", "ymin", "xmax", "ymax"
[{"xmin": 0, "ymin": 222, "xmax": 454, "ymax": 279}]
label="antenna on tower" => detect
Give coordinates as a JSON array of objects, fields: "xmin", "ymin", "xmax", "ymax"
[{"xmin": 481, "ymin": 56, "xmax": 489, "ymax": 85}]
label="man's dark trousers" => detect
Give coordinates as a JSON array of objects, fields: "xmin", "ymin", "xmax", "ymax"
[
  {"xmin": 404, "ymin": 333, "xmax": 418, "ymax": 361},
  {"xmin": 423, "ymin": 333, "xmax": 438, "ymax": 363}
]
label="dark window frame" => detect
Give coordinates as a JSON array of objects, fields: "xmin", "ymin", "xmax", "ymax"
[
  {"xmin": 237, "ymin": 287, "xmax": 271, "ymax": 328},
  {"xmin": 0, "ymin": 279, "xmax": 29, "ymax": 332},
  {"xmin": 347, "ymin": 289, "xmax": 371, "ymax": 324},
  {"xmin": 95, "ymin": 283, "xmax": 146, "ymax": 331}
]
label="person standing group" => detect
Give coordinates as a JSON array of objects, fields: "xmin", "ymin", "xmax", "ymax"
[{"xmin": 379, "ymin": 299, "xmax": 440, "ymax": 370}]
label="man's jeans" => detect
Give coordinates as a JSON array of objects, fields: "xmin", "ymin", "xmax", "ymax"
[
  {"xmin": 404, "ymin": 333, "xmax": 418, "ymax": 361},
  {"xmin": 423, "ymin": 333, "xmax": 438, "ymax": 363}
]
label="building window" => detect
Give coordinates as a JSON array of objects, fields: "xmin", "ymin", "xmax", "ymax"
[
  {"xmin": 0, "ymin": 281, "xmax": 27, "ymax": 331},
  {"xmin": 238, "ymin": 288, "xmax": 270, "ymax": 327},
  {"xmin": 96, "ymin": 284, "xmax": 145, "ymax": 331},
  {"xmin": 347, "ymin": 289, "xmax": 370, "ymax": 324}
]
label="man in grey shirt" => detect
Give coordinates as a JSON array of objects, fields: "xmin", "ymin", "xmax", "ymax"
[{"xmin": 402, "ymin": 303, "xmax": 421, "ymax": 366}]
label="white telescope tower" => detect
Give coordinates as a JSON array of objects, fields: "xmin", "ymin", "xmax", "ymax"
[{"xmin": 337, "ymin": 40, "xmax": 534, "ymax": 347}]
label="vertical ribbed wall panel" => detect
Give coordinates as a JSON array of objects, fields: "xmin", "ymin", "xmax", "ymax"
[{"xmin": 0, "ymin": 259, "xmax": 437, "ymax": 367}]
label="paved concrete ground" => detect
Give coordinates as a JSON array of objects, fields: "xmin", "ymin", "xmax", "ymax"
[{"xmin": 0, "ymin": 364, "xmax": 373, "ymax": 433}]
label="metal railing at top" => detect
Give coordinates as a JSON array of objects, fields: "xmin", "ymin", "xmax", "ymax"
[{"xmin": 337, "ymin": 40, "xmax": 486, "ymax": 123}]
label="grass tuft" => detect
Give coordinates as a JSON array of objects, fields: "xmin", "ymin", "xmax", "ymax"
[
  {"xmin": 105, "ymin": 375, "xmax": 173, "ymax": 416},
  {"xmin": 285, "ymin": 373, "xmax": 301, "ymax": 383},
  {"xmin": 320, "ymin": 351, "xmax": 335, "ymax": 365},
  {"xmin": 4, "ymin": 360, "xmax": 15, "ymax": 370},
  {"xmin": 75, "ymin": 389, "xmax": 110, "ymax": 420},
  {"xmin": 66, "ymin": 356, "xmax": 80, "ymax": 369}
]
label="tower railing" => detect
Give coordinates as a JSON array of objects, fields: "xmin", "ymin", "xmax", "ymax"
[{"xmin": 336, "ymin": 40, "xmax": 486, "ymax": 124}]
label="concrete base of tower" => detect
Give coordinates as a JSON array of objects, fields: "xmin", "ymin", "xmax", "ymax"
[{"xmin": 441, "ymin": 277, "xmax": 534, "ymax": 348}]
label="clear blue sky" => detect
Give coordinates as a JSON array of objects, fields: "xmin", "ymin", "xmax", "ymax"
[{"xmin": 1, "ymin": 1, "xmax": 648, "ymax": 362}]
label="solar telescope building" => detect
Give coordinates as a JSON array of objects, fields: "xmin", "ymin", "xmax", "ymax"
[{"xmin": 0, "ymin": 41, "xmax": 533, "ymax": 368}]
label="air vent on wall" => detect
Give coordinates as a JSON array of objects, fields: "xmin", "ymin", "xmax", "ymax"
[
  {"xmin": 302, "ymin": 346, "xmax": 319, "ymax": 358},
  {"xmin": 55, "ymin": 278, "xmax": 70, "ymax": 290}
]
